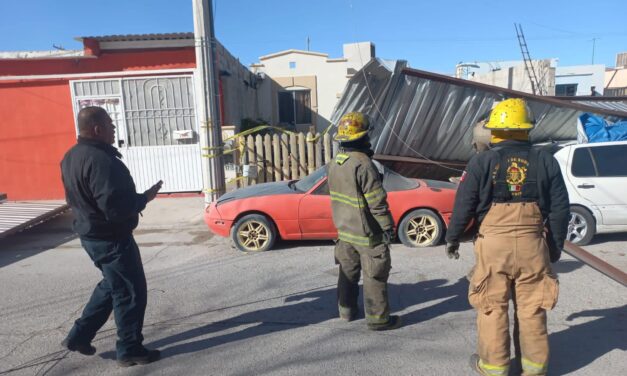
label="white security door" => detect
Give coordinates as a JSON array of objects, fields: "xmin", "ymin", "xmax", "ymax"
[
  {"xmin": 120, "ymin": 76, "xmax": 202, "ymax": 192},
  {"xmin": 71, "ymin": 76, "xmax": 203, "ymax": 193}
]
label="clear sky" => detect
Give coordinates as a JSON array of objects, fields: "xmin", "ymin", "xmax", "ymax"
[{"xmin": 1, "ymin": 0, "xmax": 626, "ymax": 74}]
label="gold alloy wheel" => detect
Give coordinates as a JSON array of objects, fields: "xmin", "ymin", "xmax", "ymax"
[
  {"xmin": 237, "ymin": 220, "xmax": 270, "ymax": 251},
  {"xmin": 406, "ymin": 215, "xmax": 438, "ymax": 246}
]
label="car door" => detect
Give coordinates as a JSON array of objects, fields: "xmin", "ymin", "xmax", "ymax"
[
  {"xmin": 298, "ymin": 178, "xmax": 337, "ymax": 239},
  {"xmin": 567, "ymin": 144, "xmax": 627, "ymax": 225}
]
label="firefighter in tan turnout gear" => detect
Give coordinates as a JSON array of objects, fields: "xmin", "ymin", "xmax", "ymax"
[
  {"xmin": 328, "ymin": 112, "xmax": 401, "ymax": 330},
  {"xmin": 445, "ymin": 98, "xmax": 570, "ymax": 376}
]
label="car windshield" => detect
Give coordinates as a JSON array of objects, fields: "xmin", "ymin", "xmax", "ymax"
[
  {"xmin": 293, "ymin": 166, "xmax": 327, "ymax": 192},
  {"xmin": 292, "ymin": 162, "xmax": 419, "ymax": 193}
]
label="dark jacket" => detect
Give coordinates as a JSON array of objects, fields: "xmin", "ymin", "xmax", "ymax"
[
  {"xmin": 445, "ymin": 140, "xmax": 570, "ymax": 253},
  {"xmin": 61, "ymin": 137, "xmax": 147, "ymax": 240}
]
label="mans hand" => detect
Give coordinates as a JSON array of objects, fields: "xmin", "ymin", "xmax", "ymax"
[
  {"xmin": 144, "ymin": 180, "xmax": 163, "ymax": 202},
  {"xmin": 382, "ymin": 229, "xmax": 395, "ymax": 245},
  {"xmin": 445, "ymin": 242, "xmax": 460, "ymax": 260}
]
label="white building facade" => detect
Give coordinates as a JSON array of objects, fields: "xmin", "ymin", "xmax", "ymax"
[{"xmin": 251, "ymin": 42, "xmax": 375, "ymax": 132}]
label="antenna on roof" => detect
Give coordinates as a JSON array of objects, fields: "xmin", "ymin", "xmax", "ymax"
[
  {"xmin": 306, "ymin": 36, "xmax": 310, "ymax": 51},
  {"xmin": 52, "ymin": 44, "xmax": 65, "ymax": 50}
]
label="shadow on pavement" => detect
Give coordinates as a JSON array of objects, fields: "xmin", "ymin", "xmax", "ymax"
[
  {"xmin": 549, "ymin": 305, "xmax": 627, "ymax": 375},
  {"xmin": 0, "ymin": 211, "xmax": 78, "ymax": 269},
  {"xmin": 124, "ymin": 278, "xmax": 471, "ymax": 360},
  {"xmin": 552, "ymin": 259, "xmax": 584, "ymax": 275},
  {"xmin": 588, "ymin": 232, "xmax": 627, "ymax": 245}
]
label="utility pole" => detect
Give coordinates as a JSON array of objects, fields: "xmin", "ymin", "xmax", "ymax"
[
  {"xmin": 591, "ymin": 38, "xmax": 598, "ymax": 64},
  {"xmin": 193, "ymin": 0, "xmax": 225, "ymax": 204}
]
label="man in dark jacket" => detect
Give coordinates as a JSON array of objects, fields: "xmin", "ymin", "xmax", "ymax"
[
  {"xmin": 445, "ymin": 98, "xmax": 569, "ymax": 376},
  {"xmin": 60, "ymin": 106, "xmax": 162, "ymax": 367}
]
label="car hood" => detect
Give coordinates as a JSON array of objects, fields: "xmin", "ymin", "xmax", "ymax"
[{"xmin": 217, "ymin": 181, "xmax": 298, "ymax": 204}]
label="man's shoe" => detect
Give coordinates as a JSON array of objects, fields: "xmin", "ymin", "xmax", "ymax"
[
  {"xmin": 61, "ymin": 338, "xmax": 96, "ymax": 356},
  {"xmin": 367, "ymin": 315, "xmax": 402, "ymax": 331},
  {"xmin": 117, "ymin": 349, "xmax": 161, "ymax": 367}
]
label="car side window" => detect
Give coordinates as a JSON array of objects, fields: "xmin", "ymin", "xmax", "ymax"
[
  {"xmin": 312, "ymin": 180, "xmax": 330, "ymax": 195},
  {"xmin": 571, "ymin": 148, "xmax": 596, "ymax": 177},
  {"xmin": 590, "ymin": 145, "xmax": 627, "ymax": 177}
]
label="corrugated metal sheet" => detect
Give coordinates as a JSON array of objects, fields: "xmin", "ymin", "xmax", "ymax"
[
  {"xmin": 77, "ymin": 33, "xmax": 194, "ymax": 42},
  {"xmin": 0, "ymin": 201, "xmax": 68, "ymax": 239},
  {"xmin": 330, "ymin": 59, "xmax": 627, "ymax": 168},
  {"xmin": 566, "ymin": 98, "xmax": 627, "ymax": 113}
]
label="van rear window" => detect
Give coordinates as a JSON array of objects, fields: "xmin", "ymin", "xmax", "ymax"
[{"xmin": 571, "ymin": 148, "xmax": 596, "ymax": 177}]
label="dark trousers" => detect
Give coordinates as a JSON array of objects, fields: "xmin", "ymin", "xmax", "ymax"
[
  {"xmin": 334, "ymin": 240, "xmax": 391, "ymax": 325},
  {"xmin": 67, "ymin": 236, "xmax": 147, "ymax": 358}
]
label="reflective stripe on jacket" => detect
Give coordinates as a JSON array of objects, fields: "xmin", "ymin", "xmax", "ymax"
[{"xmin": 328, "ymin": 151, "xmax": 393, "ymax": 247}]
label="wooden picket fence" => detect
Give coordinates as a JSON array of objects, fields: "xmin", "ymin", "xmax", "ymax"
[{"xmin": 230, "ymin": 132, "xmax": 335, "ymax": 187}]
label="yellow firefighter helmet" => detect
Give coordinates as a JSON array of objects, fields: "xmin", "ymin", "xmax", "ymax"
[
  {"xmin": 334, "ymin": 112, "xmax": 370, "ymax": 142},
  {"xmin": 485, "ymin": 98, "xmax": 535, "ymax": 130}
]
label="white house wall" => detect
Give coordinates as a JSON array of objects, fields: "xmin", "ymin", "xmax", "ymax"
[
  {"xmin": 258, "ymin": 53, "xmax": 347, "ymax": 130},
  {"xmin": 555, "ymin": 64, "xmax": 606, "ymax": 96}
]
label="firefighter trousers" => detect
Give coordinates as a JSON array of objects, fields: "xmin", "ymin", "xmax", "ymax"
[
  {"xmin": 334, "ymin": 240, "xmax": 391, "ymax": 324},
  {"xmin": 468, "ymin": 202, "xmax": 559, "ymax": 376}
]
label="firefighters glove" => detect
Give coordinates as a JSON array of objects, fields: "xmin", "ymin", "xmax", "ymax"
[
  {"xmin": 545, "ymin": 229, "xmax": 562, "ymax": 263},
  {"xmin": 549, "ymin": 249, "xmax": 562, "ymax": 263},
  {"xmin": 382, "ymin": 229, "xmax": 395, "ymax": 245},
  {"xmin": 445, "ymin": 242, "xmax": 460, "ymax": 260}
]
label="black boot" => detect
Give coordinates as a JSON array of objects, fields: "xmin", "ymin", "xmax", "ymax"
[
  {"xmin": 117, "ymin": 348, "xmax": 161, "ymax": 367},
  {"xmin": 61, "ymin": 338, "xmax": 96, "ymax": 356}
]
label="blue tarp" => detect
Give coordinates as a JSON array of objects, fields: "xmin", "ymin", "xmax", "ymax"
[{"xmin": 580, "ymin": 113, "xmax": 627, "ymax": 143}]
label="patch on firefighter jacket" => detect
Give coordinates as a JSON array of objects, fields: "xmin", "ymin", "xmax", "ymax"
[{"xmin": 505, "ymin": 158, "xmax": 528, "ymax": 195}]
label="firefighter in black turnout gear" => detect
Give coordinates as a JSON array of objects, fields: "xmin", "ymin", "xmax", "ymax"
[{"xmin": 445, "ymin": 99, "xmax": 570, "ymax": 376}]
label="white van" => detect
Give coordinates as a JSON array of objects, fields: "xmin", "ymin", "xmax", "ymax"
[{"xmin": 553, "ymin": 140, "xmax": 627, "ymax": 245}]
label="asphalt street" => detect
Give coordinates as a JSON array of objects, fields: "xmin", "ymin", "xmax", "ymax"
[{"xmin": 0, "ymin": 197, "xmax": 625, "ymax": 376}]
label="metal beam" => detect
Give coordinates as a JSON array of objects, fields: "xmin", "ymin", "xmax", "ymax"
[{"xmin": 564, "ymin": 241, "xmax": 627, "ymax": 287}]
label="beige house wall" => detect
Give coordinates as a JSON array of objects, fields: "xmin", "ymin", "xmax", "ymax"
[{"xmin": 251, "ymin": 42, "xmax": 374, "ymax": 132}]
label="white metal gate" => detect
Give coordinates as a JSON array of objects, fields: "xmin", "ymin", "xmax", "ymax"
[{"xmin": 70, "ymin": 76, "xmax": 203, "ymax": 192}]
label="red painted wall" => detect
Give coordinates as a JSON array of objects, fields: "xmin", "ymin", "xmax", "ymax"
[
  {"xmin": 0, "ymin": 49, "xmax": 196, "ymax": 76},
  {"xmin": 0, "ymin": 48, "xmax": 197, "ymax": 200},
  {"xmin": 0, "ymin": 80, "xmax": 75, "ymax": 200}
]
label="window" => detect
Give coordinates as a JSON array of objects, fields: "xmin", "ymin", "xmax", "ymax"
[
  {"xmin": 294, "ymin": 166, "xmax": 327, "ymax": 192},
  {"xmin": 312, "ymin": 180, "xmax": 329, "ymax": 195},
  {"xmin": 590, "ymin": 145, "xmax": 627, "ymax": 177},
  {"xmin": 289, "ymin": 61, "xmax": 296, "ymax": 69},
  {"xmin": 555, "ymin": 84, "xmax": 578, "ymax": 96},
  {"xmin": 278, "ymin": 89, "xmax": 312, "ymax": 125},
  {"xmin": 571, "ymin": 148, "xmax": 596, "ymax": 177}
]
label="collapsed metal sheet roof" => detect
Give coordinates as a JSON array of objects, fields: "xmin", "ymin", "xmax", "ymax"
[
  {"xmin": 561, "ymin": 96, "xmax": 627, "ymax": 113},
  {"xmin": 330, "ymin": 59, "xmax": 627, "ymax": 167}
]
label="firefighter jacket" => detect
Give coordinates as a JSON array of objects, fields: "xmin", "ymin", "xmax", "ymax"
[
  {"xmin": 328, "ymin": 150, "xmax": 394, "ymax": 247},
  {"xmin": 445, "ymin": 140, "xmax": 570, "ymax": 257}
]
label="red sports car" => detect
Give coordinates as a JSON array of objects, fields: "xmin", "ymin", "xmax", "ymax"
[{"xmin": 204, "ymin": 164, "xmax": 458, "ymax": 252}]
